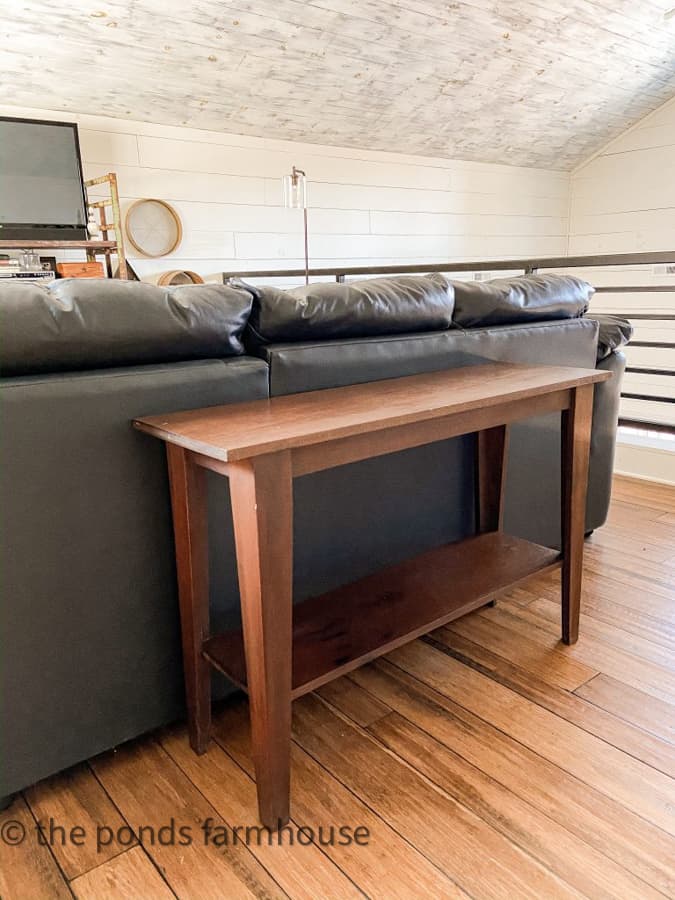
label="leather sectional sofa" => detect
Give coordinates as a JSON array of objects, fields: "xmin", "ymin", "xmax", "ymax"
[{"xmin": 0, "ymin": 273, "xmax": 631, "ymax": 802}]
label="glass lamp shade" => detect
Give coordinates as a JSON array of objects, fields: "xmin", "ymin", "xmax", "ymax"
[{"xmin": 282, "ymin": 170, "xmax": 307, "ymax": 209}]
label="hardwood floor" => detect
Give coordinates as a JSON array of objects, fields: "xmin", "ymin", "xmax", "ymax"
[{"xmin": 1, "ymin": 474, "xmax": 674, "ymax": 899}]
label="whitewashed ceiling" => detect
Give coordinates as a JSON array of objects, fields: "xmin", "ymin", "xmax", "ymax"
[{"xmin": 2, "ymin": 0, "xmax": 675, "ymax": 169}]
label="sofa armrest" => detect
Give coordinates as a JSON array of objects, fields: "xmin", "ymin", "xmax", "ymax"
[
  {"xmin": 586, "ymin": 349, "xmax": 626, "ymax": 531},
  {"xmin": 587, "ymin": 314, "xmax": 633, "ymax": 363}
]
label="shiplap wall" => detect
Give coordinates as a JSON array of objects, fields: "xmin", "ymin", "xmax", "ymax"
[
  {"xmin": 568, "ymin": 96, "xmax": 675, "ymax": 431},
  {"xmin": 0, "ymin": 105, "xmax": 569, "ymax": 284}
]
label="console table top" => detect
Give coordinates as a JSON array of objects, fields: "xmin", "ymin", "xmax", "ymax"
[{"xmin": 134, "ymin": 362, "xmax": 610, "ymax": 462}]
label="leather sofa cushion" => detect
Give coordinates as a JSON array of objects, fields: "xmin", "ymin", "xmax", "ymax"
[
  {"xmin": 246, "ymin": 274, "xmax": 455, "ymax": 343},
  {"xmin": 444, "ymin": 274, "xmax": 594, "ymax": 328},
  {"xmin": 588, "ymin": 314, "xmax": 633, "ymax": 361},
  {"xmin": 0, "ymin": 279, "xmax": 254, "ymax": 376}
]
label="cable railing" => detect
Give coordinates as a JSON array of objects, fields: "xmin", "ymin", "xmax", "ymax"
[{"xmin": 222, "ymin": 251, "xmax": 675, "ymax": 434}]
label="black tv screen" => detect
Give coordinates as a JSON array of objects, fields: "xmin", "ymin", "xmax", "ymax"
[{"xmin": 0, "ymin": 117, "xmax": 88, "ymax": 241}]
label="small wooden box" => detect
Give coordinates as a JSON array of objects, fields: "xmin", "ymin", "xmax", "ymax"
[{"xmin": 56, "ymin": 262, "xmax": 105, "ymax": 279}]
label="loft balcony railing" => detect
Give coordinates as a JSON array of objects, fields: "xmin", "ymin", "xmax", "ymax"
[{"xmin": 223, "ymin": 251, "xmax": 675, "ymax": 436}]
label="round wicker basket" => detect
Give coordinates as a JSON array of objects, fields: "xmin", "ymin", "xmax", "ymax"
[{"xmin": 156, "ymin": 270, "xmax": 204, "ymax": 286}]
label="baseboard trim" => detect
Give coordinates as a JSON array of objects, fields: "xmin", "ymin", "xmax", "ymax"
[
  {"xmin": 614, "ymin": 469, "xmax": 675, "ymax": 486},
  {"xmin": 614, "ymin": 442, "xmax": 675, "ymax": 486}
]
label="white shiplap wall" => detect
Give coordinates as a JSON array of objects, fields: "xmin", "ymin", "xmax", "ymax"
[
  {"xmin": 0, "ymin": 105, "xmax": 569, "ymax": 284},
  {"xmin": 568, "ymin": 95, "xmax": 675, "ymax": 436}
]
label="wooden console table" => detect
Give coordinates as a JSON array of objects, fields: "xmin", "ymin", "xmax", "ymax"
[{"xmin": 134, "ymin": 362, "xmax": 610, "ymax": 828}]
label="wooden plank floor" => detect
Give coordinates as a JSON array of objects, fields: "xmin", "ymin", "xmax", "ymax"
[{"xmin": 2, "ymin": 474, "xmax": 674, "ymax": 899}]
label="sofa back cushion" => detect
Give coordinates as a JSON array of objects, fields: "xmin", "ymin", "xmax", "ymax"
[
  {"xmin": 446, "ymin": 274, "xmax": 593, "ymax": 328},
  {"xmin": 0, "ymin": 279, "xmax": 254, "ymax": 376},
  {"xmin": 246, "ymin": 274, "xmax": 455, "ymax": 342},
  {"xmin": 258, "ymin": 317, "xmax": 599, "ymax": 594}
]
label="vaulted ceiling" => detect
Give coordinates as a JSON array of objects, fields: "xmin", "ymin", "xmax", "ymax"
[{"xmin": 2, "ymin": 0, "xmax": 675, "ymax": 169}]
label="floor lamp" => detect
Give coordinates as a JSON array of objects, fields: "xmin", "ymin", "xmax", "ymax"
[{"xmin": 282, "ymin": 166, "xmax": 309, "ymax": 285}]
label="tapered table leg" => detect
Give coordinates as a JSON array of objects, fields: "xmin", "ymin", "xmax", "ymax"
[
  {"xmin": 228, "ymin": 451, "xmax": 293, "ymax": 829},
  {"xmin": 476, "ymin": 424, "xmax": 510, "ymax": 607},
  {"xmin": 475, "ymin": 424, "xmax": 510, "ymax": 534},
  {"xmin": 561, "ymin": 384, "xmax": 594, "ymax": 645},
  {"xmin": 166, "ymin": 444, "xmax": 211, "ymax": 754}
]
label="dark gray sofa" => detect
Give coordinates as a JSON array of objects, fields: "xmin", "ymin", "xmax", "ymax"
[{"xmin": 0, "ymin": 274, "xmax": 630, "ymax": 802}]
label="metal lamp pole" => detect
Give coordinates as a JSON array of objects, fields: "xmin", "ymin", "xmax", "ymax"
[{"xmin": 282, "ymin": 166, "xmax": 309, "ymax": 285}]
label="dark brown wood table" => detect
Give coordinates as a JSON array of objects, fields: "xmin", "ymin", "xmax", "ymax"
[{"xmin": 134, "ymin": 362, "xmax": 611, "ymax": 828}]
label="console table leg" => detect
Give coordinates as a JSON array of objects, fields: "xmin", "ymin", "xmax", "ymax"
[
  {"xmin": 475, "ymin": 425, "xmax": 509, "ymax": 608},
  {"xmin": 475, "ymin": 424, "xmax": 510, "ymax": 533},
  {"xmin": 166, "ymin": 445, "xmax": 211, "ymax": 754},
  {"xmin": 228, "ymin": 451, "xmax": 293, "ymax": 829},
  {"xmin": 561, "ymin": 385, "xmax": 594, "ymax": 645}
]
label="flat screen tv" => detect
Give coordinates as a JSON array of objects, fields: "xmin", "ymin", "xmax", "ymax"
[{"xmin": 0, "ymin": 116, "xmax": 88, "ymax": 241}]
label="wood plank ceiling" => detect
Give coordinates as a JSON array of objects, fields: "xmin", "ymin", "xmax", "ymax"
[{"xmin": 1, "ymin": 0, "xmax": 675, "ymax": 169}]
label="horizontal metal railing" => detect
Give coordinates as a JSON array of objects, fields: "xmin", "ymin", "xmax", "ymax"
[
  {"xmin": 222, "ymin": 251, "xmax": 675, "ymax": 434},
  {"xmin": 222, "ymin": 250, "xmax": 675, "ymax": 281}
]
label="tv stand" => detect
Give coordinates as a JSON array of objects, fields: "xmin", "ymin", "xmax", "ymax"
[
  {"xmin": 0, "ymin": 173, "xmax": 128, "ymax": 278},
  {"xmin": 0, "ymin": 240, "xmax": 125, "ymax": 279},
  {"xmin": 0, "ymin": 240, "xmax": 115, "ymax": 249}
]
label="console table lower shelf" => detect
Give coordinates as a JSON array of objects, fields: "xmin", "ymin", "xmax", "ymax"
[
  {"xmin": 134, "ymin": 361, "xmax": 610, "ymax": 829},
  {"xmin": 202, "ymin": 531, "xmax": 560, "ymax": 699}
]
